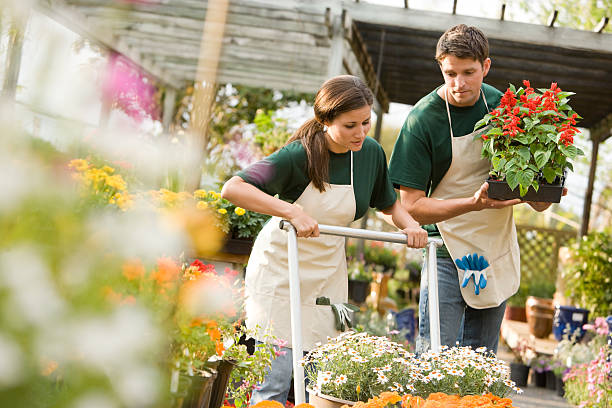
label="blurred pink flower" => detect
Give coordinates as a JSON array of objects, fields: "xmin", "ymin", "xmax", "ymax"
[
  {"xmin": 583, "ymin": 317, "xmax": 609, "ymax": 336},
  {"xmin": 102, "ymin": 52, "xmax": 160, "ymax": 122}
]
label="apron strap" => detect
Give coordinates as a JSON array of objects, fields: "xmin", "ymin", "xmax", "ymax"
[
  {"xmin": 350, "ymin": 151, "xmax": 354, "ymax": 188},
  {"xmin": 444, "ymin": 87, "xmax": 489, "ymax": 139}
]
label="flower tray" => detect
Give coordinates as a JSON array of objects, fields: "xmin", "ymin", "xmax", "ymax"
[{"xmin": 487, "ymin": 175, "xmax": 565, "ymax": 203}]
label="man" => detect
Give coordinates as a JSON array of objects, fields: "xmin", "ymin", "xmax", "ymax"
[{"xmin": 388, "ymin": 24, "xmax": 554, "ymax": 354}]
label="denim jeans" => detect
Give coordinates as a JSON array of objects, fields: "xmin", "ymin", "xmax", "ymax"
[
  {"xmin": 416, "ymin": 256, "xmax": 506, "ymax": 355},
  {"xmin": 250, "ymin": 343, "xmax": 309, "ymax": 405}
]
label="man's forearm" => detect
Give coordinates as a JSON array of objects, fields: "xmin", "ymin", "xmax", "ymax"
[{"xmin": 406, "ymin": 196, "xmax": 477, "ymax": 225}]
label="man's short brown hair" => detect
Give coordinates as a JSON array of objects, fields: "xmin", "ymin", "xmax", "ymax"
[{"xmin": 435, "ymin": 24, "xmax": 489, "ymax": 65}]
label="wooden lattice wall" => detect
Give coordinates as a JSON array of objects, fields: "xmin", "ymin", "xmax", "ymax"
[{"xmin": 516, "ymin": 225, "xmax": 577, "ymax": 283}]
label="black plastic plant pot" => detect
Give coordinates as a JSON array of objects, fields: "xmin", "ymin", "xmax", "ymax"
[
  {"xmin": 348, "ymin": 279, "xmax": 370, "ymax": 303},
  {"xmin": 487, "ymin": 174, "xmax": 565, "ymax": 203},
  {"xmin": 509, "ymin": 362, "xmax": 530, "ymax": 387}
]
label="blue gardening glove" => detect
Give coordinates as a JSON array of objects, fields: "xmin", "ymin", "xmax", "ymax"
[
  {"xmin": 316, "ymin": 297, "xmax": 360, "ymax": 331},
  {"xmin": 455, "ymin": 253, "xmax": 490, "ymax": 295}
]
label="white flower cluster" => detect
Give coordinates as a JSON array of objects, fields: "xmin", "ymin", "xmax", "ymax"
[
  {"xmin": 302, "ymin": 331, "xmax": 414, "ymax": 402},
  {"xmin": 303, "ymin": 334, "xmax": 522, "ymax": 402},
  {"xmin": 404, "ymin": 345, "xmax": 522, "ymax": 397}
]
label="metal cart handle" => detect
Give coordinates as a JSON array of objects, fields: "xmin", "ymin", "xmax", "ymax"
[{"xmin": 279, "ymin": 220, "xmax": 443, "ymax": 405}]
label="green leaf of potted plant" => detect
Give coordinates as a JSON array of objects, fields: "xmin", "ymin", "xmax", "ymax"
[{"xmin": 475, "ymin": 81, "xmax": 584, "ymax": 202}]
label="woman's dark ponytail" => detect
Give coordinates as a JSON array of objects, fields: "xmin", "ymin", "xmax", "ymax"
[{"xmin": 287, "ymin": 118, "xmax": 329, "ymax": 192}]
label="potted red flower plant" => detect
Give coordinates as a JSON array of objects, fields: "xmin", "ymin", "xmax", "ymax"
[{"xmin": 474, "ymin": 80, "xmax": 584, "ymax": 202}]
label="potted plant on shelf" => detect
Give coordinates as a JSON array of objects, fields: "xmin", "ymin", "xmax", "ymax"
[
  {"xmin": 194, "ymin": 189, "xmax": 270, "ymax": 256},
  {"xmin": 525, "ymin": 280, "xmax": 556, "ymax": 338},
  {"xmin": 508, "ymin": 337, "xmax": 536, "ymax": 387},
  {"xmin": 474, "ymin": 80, "xmax": 584, "ymax": 202},
  {"xmin": 504, "ymin": 284, "xmax": 528, "ymax": 322},
  {"xmin": 347, "ymin": 255, "xmax": 373, "ymax": 303},
  {"xmin": 530, "ymin": 356, "xmax": 551, "ymax": 388}
]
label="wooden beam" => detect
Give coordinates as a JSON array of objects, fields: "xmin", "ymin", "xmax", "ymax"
[
  {"xmin": 162, "ymin": 87, "xmax": 177, "ymax": 133},
  {"xmin": 2, "ymin": 10, "xmax": 28, "ymax": 99},
  {"xmin": 594, "ymin": 16, "xmax": 609, "ymax": 33},
  {"xmin": 348, "ymin": 21, "xmax": 389, "ymax": 111},
  {"xmin": 187, "ymin": 0, "xmax": 229, "ymax": 191},
  {"xmin": 37, "ymin": 0, "xmax": 182, "ymax": 88},
  {"xmin": 344, "ymin": 1, "xmax": 612, "ymax": 53},
  {"xmin": 327, "ymin": 6, "xmax": 344, "ymax": 77},
  {"xmin": 547, "ymin": 10, "xmax": 558, "ymax": 27},
  {"xmin": 581, "ymin": 137, "xmax": 600, "ymax": 236}
]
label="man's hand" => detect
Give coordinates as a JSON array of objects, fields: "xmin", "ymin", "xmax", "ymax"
[
  {"xmin": 526, "ymin": 187, "xmax": 568, "ymax": 212},
  {"xmin": 402, "ymin": 221, "xmax": 428, "ymax": 248},
  {"xmin": 472, "ymin": 182, "xmax": 521, "ymax": 210}
]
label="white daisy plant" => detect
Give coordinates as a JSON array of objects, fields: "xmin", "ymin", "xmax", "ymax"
[{"xmin": 301, "ymin": 331, "xmax": 413, "ymax": 402}]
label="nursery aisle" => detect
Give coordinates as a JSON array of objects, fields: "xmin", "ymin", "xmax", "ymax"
[{"xmin": 497, "ymin": 344, "xmax": 570, "ymax": 408}]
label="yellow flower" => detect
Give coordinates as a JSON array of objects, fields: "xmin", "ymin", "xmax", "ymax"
[
  {"xmin": 218, "ymin": 208, "xmax": 227, "ymax": 215},
  {"xmin": 197, "ymin": 201, "xmax": 208, "ymax": 210},
  {"xmin": 68, "ymin": 159, "xmax": 89, "ymax": 172},
  {"xmin": 208, "ymin": 190, "xmax": 220, "ymax": 199},
  {"xmin": 194, "ymin": 189, "xmax": 207, "ymax": 199},
  {"xmin": 105, "ymin": 174, "xmax": 127, "ymax": 191},
  {"xmin": 101, "ymin": 165, "xmax": 115, "ymax": 174},
  {"xmin": 234, "ymin": 207, "xmax": 246, "ymax": 216}
]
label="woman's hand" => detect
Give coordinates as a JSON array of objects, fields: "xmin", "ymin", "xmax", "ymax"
[
  {"xmin": 402, "ymin": 221, "xmax": 428, "ymax": 248},
  {"xmin": 288, "ymin": 204, "xmax": 320, "ymax": 238}
]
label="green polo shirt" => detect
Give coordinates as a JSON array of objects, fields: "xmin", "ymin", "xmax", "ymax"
[
  {"xmin": 237, "ymin": 136, "xmax": 397, "ymax": 220},
  {"xmin": 388, "ymin": 83, "xmax": 502, "ymax": 257}
]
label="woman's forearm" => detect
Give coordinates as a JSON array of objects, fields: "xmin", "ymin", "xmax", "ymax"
[{"xmin": 220, "ymin": 176, "xmax": 298, "ymax": 219}]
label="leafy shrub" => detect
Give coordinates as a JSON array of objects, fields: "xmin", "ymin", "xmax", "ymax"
[{"xmin": 563, "ymin": 231, "xmax": 612, "ymax": 317}]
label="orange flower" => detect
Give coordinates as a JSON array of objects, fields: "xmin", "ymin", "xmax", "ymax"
[
  {"xmin": 205, "ymin": 321, "xmax": 225, "ymax": 355},
  {"xmin": 379, "ymin": 392, "xmax": 402, "ymax": 405},
  {"xmin": 122, "ymin": 259, "xmax": 145, "ymax": 280},
  {"xmin": 151, "ymin": 257, "xmax": 180, "ymax": 287},
  {"xmin": 252, "ymin": 401, "xmax": 285, "ymax": 408},
  {"xmin": 403, "ymin": 396, "xmax": 425, "ymax": 408}
]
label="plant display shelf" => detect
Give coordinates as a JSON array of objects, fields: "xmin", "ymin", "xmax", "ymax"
[{"xmin": 500, "ymin": 319, "xmax": 558, "ymax": 356}]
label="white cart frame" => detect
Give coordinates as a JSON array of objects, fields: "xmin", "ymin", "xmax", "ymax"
[{"xmin": 279, "ymin": 220, "xmax": 443, "ymax": 405}]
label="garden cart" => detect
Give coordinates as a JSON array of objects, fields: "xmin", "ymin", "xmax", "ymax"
[{"xmin": 279, "ymin": 221, "xmax": 443, "ymax": 405}]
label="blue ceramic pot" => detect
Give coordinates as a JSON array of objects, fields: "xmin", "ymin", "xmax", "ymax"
[{"xmin": 553, "ymin": 305, "xmax": 589, "ymax": 341}]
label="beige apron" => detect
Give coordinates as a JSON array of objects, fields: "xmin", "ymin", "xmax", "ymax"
[
  {"xmin": 245, "ymin": 152, "xmax": 356, "ymax": 350},
  {"xmin": 429, "ymin": 87, "xmax": 520, "ymax": 309}
]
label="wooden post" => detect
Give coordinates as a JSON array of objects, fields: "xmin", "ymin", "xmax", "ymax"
[
  {"xmin": 327, "ymin": 5, "xmax": 344, "ymax": 78},
  {"xmin": 186, "ymin": 0, "xmax": 229, "ymax": 192},
  {"xmin": 162, "ymin": 87, "xmax": 177, "ymax": 133},
  {"xmin": 581, "ymin": 135, "xmax": 600, "ymax": 236},
  {"xmin": 2, "ymin": 11, "xmax": 28, "ymax": 99}
]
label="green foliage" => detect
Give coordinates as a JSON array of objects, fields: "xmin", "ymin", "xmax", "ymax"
[
  {"xmin": 563, "ymin": 231, "xmax": 612, "ymax": 317},
  {"xmin": 194, "ymin": 190, "xmax": 270, "ymax": 239},
  {"xmin": 347, "ymin": 257, "xmax": 374, "ymax": 282},
  {"xmin": 514, "ymin": 0, "xmax": 612, "ymax": 33},
  {"xmin": 221, "ymin": 328, "xmax": 278, "ymax": 408},
  {"xmin": 364, "ymin": 242, "xmax": 399, "ymax": 271},
  {"xmin": 252, "ymin": 109, "xmax": 293, "ymax": 156},
  {"xmin": 506, "ymin": 284, "xmax": 528, "ymax": 307},
  {"xmin": 476, "ymin": 82, "xmax": 584, "ymax": 197}
]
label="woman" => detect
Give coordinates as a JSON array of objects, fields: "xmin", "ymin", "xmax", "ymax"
[{"xmin": 221, "ymin": 75, "xmax": 427, "ymax": 404}]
